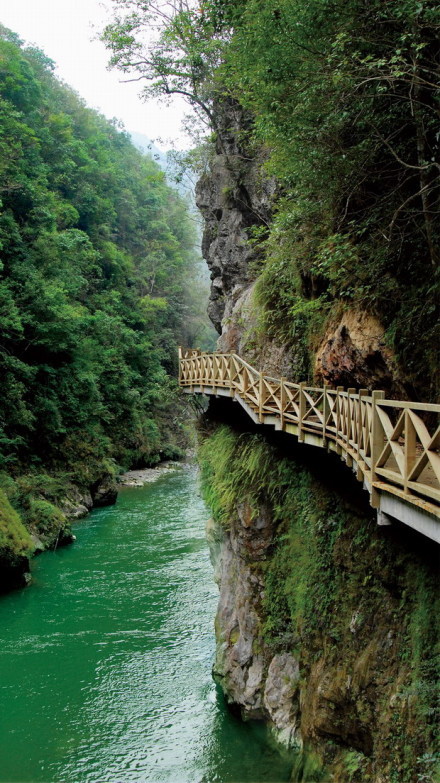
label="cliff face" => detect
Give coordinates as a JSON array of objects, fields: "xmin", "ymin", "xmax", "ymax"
[
  {"xmin": 195, "ymin": 98, "xmax": 275, "ymax": 335},
  {"xmin": 196, "ymin": 100, "xmax": 439, "ymax": 781},
  {"xmin": 200, "ymin": 422, "xmax": 439, "ymax": 782},
  {"xmin": 206, "ymin": 503, "xmax": 300, "ymax": 747},
  {"xmin": 196, "ymin": 99, "xmax": 410, "ymax": 397}
]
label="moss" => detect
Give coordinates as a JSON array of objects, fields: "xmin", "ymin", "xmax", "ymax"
[
  {"xmin": 230, "ymin": 627, "xmax": 240, "ymax": 645},
  {"xmin": 290, "ymin": 747, "xmax": 330, "ymax": 782},
  {"xmin": 25, "ymin": 498, "xmax": 67, "ymax": 538},
  {"xmin": 0, "ymin": 488, "xmax": 33, "ymax": 559}
]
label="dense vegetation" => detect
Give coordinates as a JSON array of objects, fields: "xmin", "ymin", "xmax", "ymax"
[
  {"xmin": 0, "ymin": 25, "xmax": 208, "ymax": 568},
  {"xmin": 0, "ymin": 26, "xmax": 198, "ymax": 474},
  {"xmin": 199, "ymin": 422, "xmax": 440, "ymax": 782},
  {"xmin": 103, "ymin": 0, "xmax": 439, "ymax": 399}
]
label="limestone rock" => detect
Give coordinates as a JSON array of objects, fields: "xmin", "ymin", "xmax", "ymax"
[
  {"xmin": 211, "ymin": 511, "xmax": 267, "ymax": 718},
  {"xmin": 264, "ymin": 653, "xmax": 301, "ymax": 748},
  {"xmin": 206, "ymin": 517, "xmax": 223, "ymax": 584},
  {"xmin": 61, "ymin": 486, "xmax": 93, "ymax": 521}
]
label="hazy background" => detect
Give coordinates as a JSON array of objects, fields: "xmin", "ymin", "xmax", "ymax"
[{"xmin": 0, "ymin": 0, "xmax": 189, "ymax": 149}]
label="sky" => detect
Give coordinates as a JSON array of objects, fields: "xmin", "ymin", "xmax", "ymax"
[{"xmin": 0, "ymin": 0, "xmax": 190, "ymax": 149}]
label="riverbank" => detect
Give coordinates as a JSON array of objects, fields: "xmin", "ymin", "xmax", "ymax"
[
  {"xmin": 118, "ymin": 461, "xmax": 182, "ymax": 487},
  {"xmin": 0, "ymin": 458, "xmax": 188, "ymax": 595}
]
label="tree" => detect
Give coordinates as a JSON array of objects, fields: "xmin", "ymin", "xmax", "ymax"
[{"xmin": 101, "ymin": 0, "xmax": 228, "ymax": 132}]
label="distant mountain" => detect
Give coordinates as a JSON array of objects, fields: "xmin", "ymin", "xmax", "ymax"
[
  {"xmin": 129, "ymin": 131, "xmax": 195, "ymax": 198},
  {"xmin": 129, "ymin": 132, "xmax": 168, "ymax": 168}
]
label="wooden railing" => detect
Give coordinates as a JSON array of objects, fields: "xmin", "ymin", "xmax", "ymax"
[{"xmin": 179, "ymin": 348, "xmax": 440, "ymax": 520}]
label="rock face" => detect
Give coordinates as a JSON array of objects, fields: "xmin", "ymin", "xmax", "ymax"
[
  {"xmin": 196, "ymin": 98, "xmax": 274, "ymax": 334},
  {"xmin": 0, "ymin": 553, "xmax": 31, "ymax": 592},
  {"xmin": 61, "ymin": 486, "xmax": 94, "ymax": 521},
  {"xmin": 196, "ymin": 98, "xmax": 406, "ymax": 397},
  {"xmin": 202, "ymin": 433, "xmax": 439, "ymax": 779},
  {"xmin": 207, "ymin": 504, "xmax": 302, "ymax": 746},
  {"xmin": 315, "ymin": 309, "xmax": 407, "ymax": 397},
  {"xmin": 263, "ymin": 654, "xmax": 300, "ymax": 748}
]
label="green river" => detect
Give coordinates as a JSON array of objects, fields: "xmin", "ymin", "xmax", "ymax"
[{"xmin": 0, "ymin": 464, "xmax": 293, "ymax": 783}]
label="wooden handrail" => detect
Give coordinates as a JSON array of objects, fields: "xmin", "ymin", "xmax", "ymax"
[{"xmin": 179, "ymin": 349, "xmax": 440, "ymax": 521}]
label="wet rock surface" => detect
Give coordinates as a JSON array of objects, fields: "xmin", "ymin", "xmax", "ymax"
[
  {"xmin": 61, "ymin": 486, "xmax": 93, "ymax": 521},
  {"xmin": 91, "ymin": 476, "xmax": 118, "ymax": 508},
  {"xmin": 210, "ymin": 516, "xmax": 266, "ymax": 718},
  {"xmin": 263, "ymin": 654, "xmax": 300, "ymax": 748}
]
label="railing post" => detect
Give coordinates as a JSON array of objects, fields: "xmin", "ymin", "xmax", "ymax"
[
  {"xmin": 219, "ymin": 353, "xmax": 225, "ymax": 385},
  {"xmin": 199, "ymin": 351, "xmax": 204, "ymax": 387},
  {"xmin": 322, "ymin": 384, "xmax": 329, "ymax": 447},
  {"xmin": 371, "ymin": 390, "xmax": 385, "ymax": 508},
  {"xmin": 280, "ymin": 377, "xmax": 286, "ymax": 431},
  {"xmin": 298, "ymin": 382, "xmax": 306, "ymax": 442},
  {"xmin": 356, "ymin": 390, "xmax": 368, "ymax": 480},
  {"xmin": 259, "ymin": 372, "xmax": 264, "ymax": 423},
  {"xmin": 212, "ymin": 352, "xmax": 218, "ymax": 395},
  {"xmin": 242, "ymin": 365, "xmax": 248, "ymax": 398},
  {"xmin": 346, "ymin": 388, "xmax": 356, "ymax": 466},
  {"xmin": 178, "ymin": 346, "xmax": 182, "ymax": 386},
  {"xmin": 335, "ymin": 386, "xmax": 344, "ymax": 454},
  {"xmin": 189, "ymin": 350, "xmax": 194, "ymax": 391},
  {"xmin": 404, "ymin": 409, "xmax": 416, "ymax": 496},
  {"xmin": 229, "ymin": 353, "xmax": 235, "ymax": 398}
]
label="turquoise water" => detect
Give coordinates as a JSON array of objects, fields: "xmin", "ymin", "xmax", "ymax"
[{"xmin": 0, "ymin": 465, "xmax": 292, "ymax": 783}]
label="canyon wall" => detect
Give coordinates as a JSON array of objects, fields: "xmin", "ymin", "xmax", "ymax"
[{"xmin": 196, "ymin": 101, "xmax": 439, "ymax": 782}]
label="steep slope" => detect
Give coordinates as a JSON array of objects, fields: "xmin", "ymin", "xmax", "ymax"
[{"xmin": 0, "ymin": 27, "xmax": 199, "ymax": 589}]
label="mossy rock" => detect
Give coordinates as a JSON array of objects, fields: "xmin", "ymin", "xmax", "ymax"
[
  {"xmin": 26, "ymin": 498, "xmax": 73, "ymax": 548},
  {"xmin": 0, "ymin": 488, "xmax": 33, "ymax": 592},
  {"xmin": 0, "ymin": 488, "xmax": 33, "ymax": 557}
]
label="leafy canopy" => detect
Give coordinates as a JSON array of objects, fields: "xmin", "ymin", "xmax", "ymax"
[{"xmin": 0, "ymin": 25, "xmax": 205, "ymax": 478}]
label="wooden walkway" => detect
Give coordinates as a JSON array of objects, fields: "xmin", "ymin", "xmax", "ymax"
[{"xmin": 179, "ymin": 349, "xmax": 440, "ymax": 539}]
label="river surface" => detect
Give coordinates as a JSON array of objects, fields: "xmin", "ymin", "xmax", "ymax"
[{"xmin": 0, "ymin": 465, "xmax": 293, "ymax": 783}]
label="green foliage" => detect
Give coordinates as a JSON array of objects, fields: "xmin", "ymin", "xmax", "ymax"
[
  {"xmin": 252, "ymin": 235, "xmax": 330, "ymax": 381},
  {"xmin": 101, "ymin": 0, "xmax": 227, "ymax": 135},
  {"xmin": 0, "ymin": 28, "xmax": 202, "ymax": 483},
  {"xmin": 218, "ymin": 0, "xmax": 440, "ymax": 395},
  {"xmin": 198, "ymin": 425, "xmax": 282, "ymax": 526},
  {"xmin": 342, "ymin": 750, "xmax": 366, "ymax": 780},
  {"xmin": 290, "ymin": 748, "xmax": 330, "ymax": 782}
]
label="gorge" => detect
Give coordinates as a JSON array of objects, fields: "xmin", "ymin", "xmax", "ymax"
[{"xmin": 0, "ymin": 1, "xmax": 439, "ymax": 782}]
